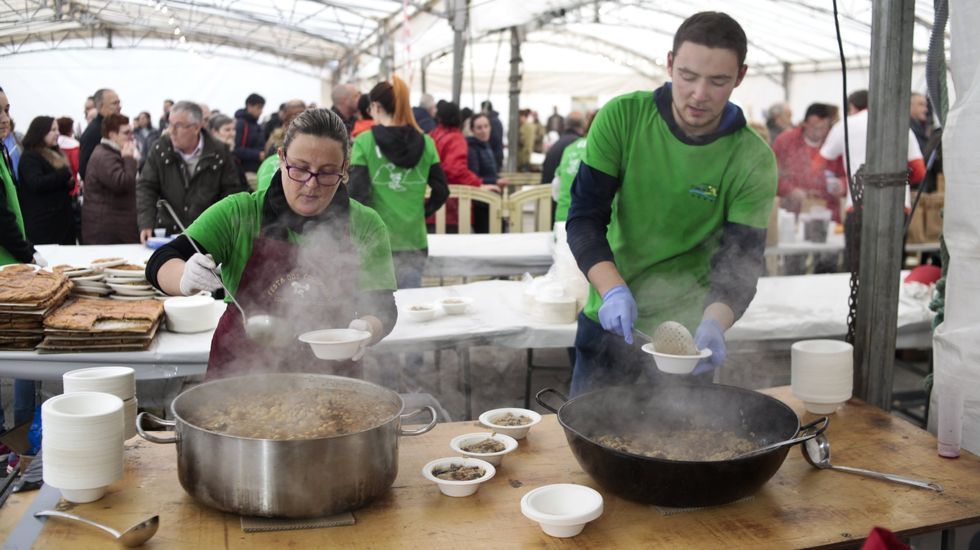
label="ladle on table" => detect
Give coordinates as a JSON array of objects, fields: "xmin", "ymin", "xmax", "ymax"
[
  {"xmin": 802, "ymin": 432, "xmax": 943, "ymax": 492},
  {"xmin": 35, "ymin": 510, "xmax": 159, "ymax": 547},
  {"xmin": 156, "ymin": 199, "xmax": 291, "ymax": 347}
]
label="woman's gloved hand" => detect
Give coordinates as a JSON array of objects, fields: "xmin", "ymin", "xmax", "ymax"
[
  {"xmin": 179, "ymin": 253, "xmax": 222, "ymax": 296},
  {"xmin": 598, "ymin": 284, "xmax": 637, "ymax": 344},
  {"xmin": 692, "ymin": 319, "xmax": 726, "ymax": 375},
  {"xmin": 347, "ymin": 318, "xmax": 374, "ymax": 361}
]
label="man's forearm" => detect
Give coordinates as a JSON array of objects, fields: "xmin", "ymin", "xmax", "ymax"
[
  {"xmin": 586, "ymin": 261, "xmax": 626, "ymax": 297},
  {"xmin": 702, "ymin": 302, "xmax": 735, "ymax": 331}
]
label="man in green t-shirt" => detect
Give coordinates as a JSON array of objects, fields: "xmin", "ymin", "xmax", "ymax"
[{"xmin": 566, "ymin": 12, "xmax": 777, "ymax": 395}]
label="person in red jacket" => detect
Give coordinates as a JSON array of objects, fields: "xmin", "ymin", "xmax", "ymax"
[{"xmin": 426, "ymin": 101, "xmax": 498, "ymax": 232}]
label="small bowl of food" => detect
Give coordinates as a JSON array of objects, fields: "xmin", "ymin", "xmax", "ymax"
[
  {"xmin": 521, "ymin": 483, "xmax": 604, "ymax": 538},
  {"xmin": 298, "ymin": 328, "xmax": 371, "ymax": 360},
  {"xmin": 436, "ymin": 296, "xmax": 473, "ymax": 315},
  {"xmin": 449, "ymin": 432, "xmax": 518, "ymax": 467},
  {"xmin": 403, "ymin": 303, "xmax": 437, "ymax": 322},
  {"xmin": 641, "ymin": 344, "xmax": 711, "ymax": 375},
  {"xmin": 478, "ymin": 408, "xmax": 542, "ymax": 440},
  {"xmin": 422, "ymin": 457, "xmax": 496, "ymax": 497}
]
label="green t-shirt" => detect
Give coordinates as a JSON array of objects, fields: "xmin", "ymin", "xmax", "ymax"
[
  {"xmin": 185, "ymin": 189, "xmax": 396, "ymax": 300},
  {"xmin": 554, "ymin": 137, "xmax": 587, "ymax": 222},
  {"xmin": 350, "ymin": 130, "xmax": 439, "ymax": 251},
  {"xmin": 256, "ymin": 155, "xmax": 279, "ymax": 193},
  {"xmin": 581, "ymin": 90, "xmax": 776, "ymax": 334}
]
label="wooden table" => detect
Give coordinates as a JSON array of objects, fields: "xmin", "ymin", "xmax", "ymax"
[{"xmin": 6, "ymin": 387, "xmax": 979, "ymax": 549}]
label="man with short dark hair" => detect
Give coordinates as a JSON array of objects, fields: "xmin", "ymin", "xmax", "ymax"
[
  {"xmin": 137, "ymin": 101, "xmax": 240, "ymax": 244},
  {"xmin": 233, "ymin": 93, "xmax": 266, "ymax": 181},
  {"xmin": 79, "ymin": 87, "xmax": 121, "ymax": 180},
  {"xmin": 566, "ymin": 11, "xmax": 776, "ymax": 394}
]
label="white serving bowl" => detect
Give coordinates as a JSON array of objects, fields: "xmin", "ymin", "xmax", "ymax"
[
  {"xmin": 42, "ymin": 391, "xmax": 125, "ymax": 421},
  {"xmin": 641, "ymin": 344, "xmax": 711, "ymax": 375},
  {"xmin": 449, "ymin": 432, "xmax": 518, "ymax": 467},
  {"xmin": 298, "ymin": 329, "xmax": 371, "ymax": 360},
  {"xmin": 422, "ymin": 457, "xmax": 496, "ymax": 497},
  {"xmin": 164, "ymin": 295, "xmax": 219, "ymax": 333},
  {"xmin": 521, "ymin": 484, "xmax": 604, "ymax": 538},
  {"xmin": 402, "ymin": 303, "xmax": 437, "ymax": 322},
  {"xmin": 436, "ymin": 296, "xmax": 473, "ymax": 315},
  {"xmin": 63, "ymin": 367, "xmax": 136, "ymax": 401},
  {"xmin": 478, "ymin": 408, "xmax": 542, "ymax": 440}
]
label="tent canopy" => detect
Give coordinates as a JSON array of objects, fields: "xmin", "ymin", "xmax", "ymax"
[{"xmin": 1, "ymin": 1, "xmax": 943, "ymax": 80}]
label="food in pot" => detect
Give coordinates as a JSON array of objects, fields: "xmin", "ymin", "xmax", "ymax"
[
  {"xmin": 433, "ymin": 464, "xmax": 485, "ymax": 481},
  {"xmin": 596, "ymin": 429, "xmax": 756, "ymax": 461},
  {"xmin": 461, "ymin": 438, "xmax": 505, "ymax": 453},
  {"xmin": 492, "ymin": 412, "xmax": 532, "ymax": 426},
  {"xmin": 189, "ymin": 388, "xmax": 398, "ymax": 439},
  {"xmin": 652, "ymin": 321, "xmax": 698, "ymax": 355}
]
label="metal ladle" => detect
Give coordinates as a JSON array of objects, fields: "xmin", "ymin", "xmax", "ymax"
[
  {"xmin": 157, "ymin": 199, "xmax": 291, "ymax": 347},
  {"xmin": 802, "ymin": 432, "xmax": 943, "ymax": 492},
  {"xmin": 35, "ymin": 510, "xmax": 159, "ymax": 547}
]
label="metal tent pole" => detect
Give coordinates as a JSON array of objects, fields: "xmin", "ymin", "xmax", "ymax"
[
  {"xmin": 854, "ymin": 0, "xmax": 917, "ymax": 409},
  {"xmin": 448, "ymin": 0, "xmax": 467, "ymax": 105},
  {"xmin": 506, "ymin": 26, "xmax": 523, "ymax": 172}
]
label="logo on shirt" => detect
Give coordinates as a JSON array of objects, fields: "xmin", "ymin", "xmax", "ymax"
[
  {"xmin": 688, "ymin": 183, "xmax": 718, "ymax": 202},
  {"xmin": 373, "ymin": 162, "xmax": 426, "ymax": 192}
]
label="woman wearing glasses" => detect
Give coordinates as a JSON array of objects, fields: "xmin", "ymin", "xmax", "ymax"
[
  {"xmin": 80, "ymin": 113, "xmax": 140, "ymax": 244},
  {"xmin": 146, "ymin": 109, "xmax": 397, "ymax": 380}
]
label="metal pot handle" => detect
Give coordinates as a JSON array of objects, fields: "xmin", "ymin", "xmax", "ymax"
[
  {"xmin": 535, "ymin": 388, "xmax": 568, "ymax": 414},
  {"xmin": 399, "ymin": 406, "xmax": 437, "ymax": 436},
  {"xmin": 136, "ymin": 411, "xmax": 178, "ymax": 444},
  {"xmin": 775, "ymin": 416, "xmax": 829, "ymax": 450}
]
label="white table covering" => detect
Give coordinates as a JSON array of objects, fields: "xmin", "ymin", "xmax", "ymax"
[{"xmin": 424, "ymin": 232, "xmax": 554, "ymax": 277}]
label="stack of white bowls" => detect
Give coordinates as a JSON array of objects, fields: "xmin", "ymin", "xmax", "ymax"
[
  {"xmin": 42, "ymin": 392, "xmax": 124, "ymax": 503},
  {"xmin": 791, "ymin": 339, "xmax": 854, "ymax": 414},
  {"xmin": 63, "ymin": 367, "xmax": 137, "ymax": 439}
]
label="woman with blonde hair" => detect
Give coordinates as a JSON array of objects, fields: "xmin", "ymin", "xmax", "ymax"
[{"xmin": 348, "ymin": 75, "xmax": 448, "ymax": 289}]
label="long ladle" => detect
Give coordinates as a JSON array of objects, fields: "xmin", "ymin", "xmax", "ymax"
[
  {"xmin": 35, "ymin": 510, "xmax": 159, "ymax": 547},
  {"xmin": 802, "ymin": 432, "xmax": 943, "ymax": 492},
  {"xmin": 157, "ymin": 199, "xmax": 291, "ymax": 346}
]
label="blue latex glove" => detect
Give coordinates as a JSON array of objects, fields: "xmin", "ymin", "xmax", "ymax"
[
  {"xmin": 692, "ymin": 319, "xmax": 726, "ymax": 375},
  {"xmin": 598, "ymin": 285, "xmax": 637, "ymax": 344}
]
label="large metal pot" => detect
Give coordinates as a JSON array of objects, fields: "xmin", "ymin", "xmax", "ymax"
[
  {"xmin": 537, "ymin": 382, "xmax": 826, "ymax": 507},
  {"xmin": 136, "ymin": 373, "xmax": 436, "ymax": 518}
]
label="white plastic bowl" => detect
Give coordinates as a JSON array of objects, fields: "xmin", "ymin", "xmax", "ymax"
[
  {"xmin": 63, "ymin": 367, "xmax": 136, "ymax": 400},
  {"xmin": 449, "ymin": 432, "xmax": 518, "ymax": 467},
  {"xmin": 59, "ymin": 486, "xmax": 108, "ymax": 504},
  {"xmin": 403, "ymin": 303, "xmax": 437, "ymax": 322},
  {"xmin": 436, "ymin": 296, "xmax": 473, "ymax": 315},
  {"xmin": 641, "ymin": 343, "xmax": 712, "ymax": 374},
  {"xmin": 164, "ymin": 295, "xmax": 219, "ymax": 333},
  {"xmin": 123, "ymin": 397, "xmax": 138, "ymax": 440},
  {"xmin": 521, "ymin": 484, "xmax": 604, "ymax": 538},
  {"xmin": 478, "ymin": 408, "xmax": 542, "ymax": 440},
  {"xmin": 298, "ymin": 329, "xmax": 371, "ymax": 360},
  {"xmin": 422, "ymin": 457, "xmax": 496, "ymax": 497}
]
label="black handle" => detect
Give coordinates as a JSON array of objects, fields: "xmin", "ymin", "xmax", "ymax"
[
  {"xmin": 535, "ymin": 388, "xmax": 568, "ymax": 414},
  {"xmin": 795, "ymin": 416, "xmax": 830, "ymax": 442}
]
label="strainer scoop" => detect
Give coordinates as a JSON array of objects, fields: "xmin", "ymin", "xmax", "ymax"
[{"xmin": 651, "ymin": 321, "xmax": 698, "ymax": 356}]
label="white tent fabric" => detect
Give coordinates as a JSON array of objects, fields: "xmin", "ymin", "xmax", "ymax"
[{"xmin": 933, "ymin": 0, "xmax": 980, "ymax": 457}]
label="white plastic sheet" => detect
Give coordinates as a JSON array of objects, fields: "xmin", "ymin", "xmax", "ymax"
[{"xmin": 931, "ymin": 0, "xmax": 980, "ymax": 456}]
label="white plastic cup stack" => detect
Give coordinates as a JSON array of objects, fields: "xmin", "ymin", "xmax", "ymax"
[
  {"xmin": 63, "ymin": 367, "xmax": 137, "ymax": 439},
  {"xmin": 791, "ymin": 340, "xmax": 854, "ymax": 414},
  {"xmin": 42, "ymin": 392, "xmax": 124, "ymax": 503}
]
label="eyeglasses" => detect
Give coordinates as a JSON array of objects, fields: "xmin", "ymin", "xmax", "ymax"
[
  {"xmin": 171, "ymin": 122, "xmax": 199, "ymax": 131},
  {"xmin": 283, "ymin": 158, "xmax": 344, "ymax": 187}
]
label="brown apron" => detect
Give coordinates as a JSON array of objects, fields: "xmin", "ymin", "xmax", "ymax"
[{"xmin": 206, "ymin": 231, "xmax": 361, "ymax": 380}]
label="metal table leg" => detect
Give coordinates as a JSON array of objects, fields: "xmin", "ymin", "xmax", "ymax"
[{"xmin": 459, "ymin": 346, "xmax": 472, "ymax": 421}]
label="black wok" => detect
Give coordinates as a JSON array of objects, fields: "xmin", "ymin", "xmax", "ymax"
[{"xmin": 537, "ymin": 382, "xmax": 827, "ymax": 507}]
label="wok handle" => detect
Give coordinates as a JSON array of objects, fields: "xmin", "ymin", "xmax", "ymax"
[
  {"xmin": 136, "ymin": 412, "xmax": 177, "ymax": 444},
  {"xmin": 777, "ymin": 417, "xmax": 829, "ymax": 449},
  {"xmin": 399, "ymin": 406, "xmax": 438, "ymax": 436},
  {"xmin": 535, "ymin": 388, "xmax": 568, "ymax": 414}
]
